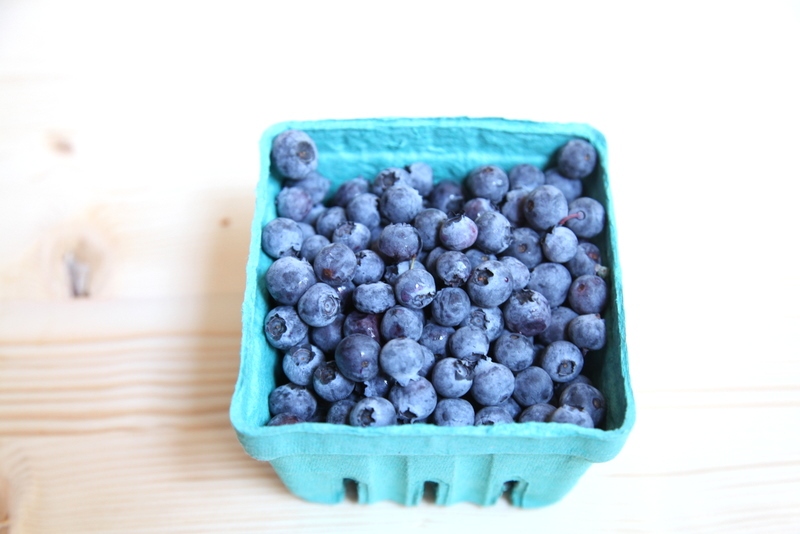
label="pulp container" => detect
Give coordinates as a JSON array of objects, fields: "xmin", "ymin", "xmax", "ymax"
[{"xmin": 230, "ymin": 117, "xmax": 635, "ymax": 507}]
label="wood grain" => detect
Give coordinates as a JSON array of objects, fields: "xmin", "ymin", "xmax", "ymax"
[{"xmin": 2, "ymin": 1, "xmax": 800, "ymax": 532}]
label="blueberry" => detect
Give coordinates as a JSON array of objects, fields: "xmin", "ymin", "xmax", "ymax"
[
  {"xmin": 548, "ymin": 405, "xmax": 593, "ymax": 428},
  {"xmin": 501, "ymin": 227, "xmax": 543, "ymax": 269},
  {"xmin": 538, "ymin": 340, "xmax": 584, "ymax": 383},
  {"xmin": 430, "ymin": 287, "xmax": 471, "ymax": 327},
  {"xmin": 405, "ymin": 162, "xmax": 434, "ymax": 197},
  {"xmin": 497, "ymin": 396, "xmax": 522, "ymax": 420},
  {"xmin": 459, "ymin": 305, "xmax": 505, "ymax": 342},
  {"xmin": 296, "ymin": 220, "xmax": 318, "ymax": 240},
  {"xmin": 379, "ymin": 337, "xmax": 426, "ymax": 386},
  {"xmin": 553, "ymin": 374, "xmax": 593, "ymax": 402},
  {"xmin": 268, "ymin": 383, "xmax": 317, "ymax": 420},
  {"xmin": 352, "ymin": 281, "xmax": 396, "ymax": 315},
  {"xmin": 380, "ymin": 185, "xmax": 424, "ymax": 224},
  {"xmin": 474, "ymin": 210, "xmax": 513, "ymax": 254},
  {"xmin": 265, "ymin": 256, "xmax": 316, "ymax": 306},
  {"xmin": 326, "ymin": 398, "xmax": 356, "ymax": 424},
  {"xmin": 314, "ymin": 242, "xmax": 357, "ymax": 286},
  {"xmin": 315, "ymin": 206, "xmax": 348, "ymax": 239},
  {"xmin": 541, "ymin": 226, "xmax": 579, "ymax": 264},
  {"xmin": 380, "ymin": 305, "xmax": 424, "ymax": 341},
  {"xmin": 334, "ymin": 334, "xmax": 381, "ymax": 383},
  {"xmin": 448, "ymin": 325, "xmax": 490, "ymax": 363},
  {"xmin": 371, "ymin": 167, "xmax": 411, "ymax": 196},
  {"xmin": 309, "ymin": 313, "xmax": 345, "ymax": 354},
  {"xmin": 413, "ymin": 208, "xmax": 447, "ymax": 251},
  {"xmin": 276, "ymin": 186, "xmax": 314, "ymax": 222},
  {"xmin": 435, "ymin": 250, "xmax": 472, "ymax": 287},
  {"xmin": 332, "ymin": 176, "xmax": 370, "ymax": 207},
  {"xmin": 527, "ymin": 262, "xmax": 572, "ymax": 308},
  {"xmin": 331, "ymin": 221, "xmax": 371, "ymax": 252},
  {"xmin": 419, "ymin": 323, "xmax": 454, "ymax": 359},
  {"xmin": 512, "ymin": 366, "xmax": 554, "ymax": 407},
  {"xmin": 564, "ymin": 197, "xmax": 605, "ymax": 239},
  {"xmin": 429, "ymin": 179, "xmax": 465, "ymax": 215},
  {"xmin": 349, "ymin": 396, "xmax": 397, "ymax": 427},
  {"xmin": 342, "ymin": 312, "xmax": 381, "ymax": 343},
  {"xmin": 285, "ymin": 170, "xmax": 331, "ymax": 204},
  {"xmin": 474, "ymin": 405, "xmax": 514, "ymax": 425},
  {"xmin": 282, "ymin": 342, "xmax": 325, "ymax": 386},
  {"xmin": 465, "ymin": 260, "xmax": 513, "ymax": 308},
  {"xmin": 499, "ymin": 256, "xmax": 531, "ymax": 291},
  {"xmin": 565, "ymin": 241, "xmax": 606, "ymax": 279},
  {"xmin": 261, "ymin": 217, "xmax": 304, "ymax": 259},
  {"xmin": 470, "ymin": 359, "xmax": 515, "ymax": 406},
  {"xmin": 559, "ymin": 382, "xmax": 606, "ymax": 426},
  {"xmin": 508, "ymin": 163, "xmax": 545, "ymax": 190},
  {"xmin": 271, "ymin": 129, "xmax": 318, "ymax": 179},
  {"xmin": 393, "ymin": 268, "xmax": 436, "ymax": 310},
  {"xmin": 557, "ymin": 139, "xmax": 597, "ymax": 180},
  {"xmin": 538, "ymin": 306, "xmax": 579, "ymax": 345},
  {"xmin": 352, "ymin": 249, "xmax": 385, "ymax": 285},
  {"xmin": 265, "ymin": 306, "xmax": 309, "ymax": 350},
  {"xmin": 297, "ymin": 283, "xmax": 341, "ymax": 327},
  {"xmin": 466, "ymin": 165, "xmax": 509, "ymax": 203},
  {"xmin": 491, "ymin": 330, "xmax": 535, "ymax": 372},
  {"xmin": 502, "ymin": 289, "xmax": 551, "ymax": 337},
  {"xmin": 568, "ymin": 275, "xmax": 608, "ymax": 315},
  {"xmin": 567, "ymin": 314, "xmax": 606, "ymax": 351},
  {"xmin": 544, "ymin": 169, "xmax": 582, "ymax": 204},
  {"xmin": 312, "ymin": 361, "xmax": 356, "ymax": 402},
  {"xmin": 518, "ymin": 403, "xmax": 556, "ymax": 423},
  {"xmin": 499, "ymin": 188, "xmax": 530, "ymax": 227},
  {"xmin": 346, "ymin": 193, "xmax": 382, "ymax": 230},
  {"xmin": 378, "ymin": 223, "xmax": 422, "ymax": 263},
  {"xmin": 439, "ymin": 214, "xmax": 479, "ymax": 251},
  {"xmin": 389, "ymin": 377, "xmax": 437, "ymax": 423},
  {"xmin": 299, "ymin": 234, "xmax": 330, "ymax": 264},
  {"xmin": 382, "ymin": 259, "xmax": 424, "ymax": 286},
  {"xmin": 432, "ymin": 398, "xmax": 475, "ymax": 426},
  {"xmin": 524, "ymin": 185, "xmax": 568, "ymax": 231},
  {"xmin": 463, "ymin": 197, "xmax": 497, "ymax": 222},
  {"xmin": 431, "ymin": 357, "xmax": 474, "ymax": 398}
]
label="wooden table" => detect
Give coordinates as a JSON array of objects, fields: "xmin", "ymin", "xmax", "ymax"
[{"xmin": 2, "ymin": 2, "xmax": 799, "ymax": 532}]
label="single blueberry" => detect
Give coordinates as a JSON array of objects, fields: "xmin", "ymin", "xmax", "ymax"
[
  {"xmin": 352, "ymin": 281, "xmax": 396, "ymax": 315},
  {"xmin": 430, "ymin": 357, "xmax": 474, "ymax": 398},
  {"xmin": 332, "ymin": 176, "xmax": 370, "ymax": 208},
  {"xmin": 439, "ymin": 214, "xmax": 479, "ymax": 251},
  {"xmin": 463, "ymin": 197, "xmax": 497, "ymax": 222},
  {"xmin": 265, "ymin": 306, "xmax": 309, "ymax": 350},
  {"xmin": 448, "ymin": 325, "xmax": 490, "ymax": 363},
  {"xmin": 393, "ymin": 268, "xmax": 436, "ymax": 310},
  {"xmin": 314, "ymin": 242, "xmax": 358, "ymax": 286},
  {"xmin": 538, "ymin": 306, "xmax": 579, "ymax": 345},
  {"xmin": 419, "ymin": 323, "xmax": 454, "ymax": 359},
  {"xmin": 276, "ymin": 186, "xmax": 314, "ymax": 222},
  {"xmin": 508, "ymin": 163, "xmax": 545, "ymax": 191},
  {"xmin": 501, "ymin": 227, "xmax": 543, "ymax": 269},
  {"xmin": 502, "ymin": 289, "xmax": 551, "ymax": 337},
  {"xmin": 378, "ymin": 223, "xmax": 422, "ymax": 263},
  {"xmin": 466, "ymin": 165, "xmax": 509, "ymax": 204},
  {"xmin": 429, "ymin": 179, "xmax": 465, "ymax": 215},
  {"xmin": 349, "ymin": 396, "xmax": 397, "ymax": 427},
  {"xmin": 371, "ymin": 167, "xmax": 411, "ymax": 196},
  {"xmin": 342, "ymin": 312, "xmax": 381, "ymax": 343},
  {"xmin": 568, "ymin": 275, "xmax": 608, "ymax": 315},
  {"xmin": 271, "ymin": 129, "xmax": 318, "ymax": 179},
  {"xmin": 315, "ymin": 206, "xmax": 348, "ymax": 239},
  {"xmin": 459, "ymin": 305, "xmax": 505, "ymax": 342},
  {"xmin": 432, "ymin": 398, "xmax": 475, "ymax": 426},
  {"xmin": 282, "ymin": 342, "xmax": 325, "ymax": 386},
  {"xmin": 499, "ymin": 256, "xmax": 531, "ymax": 291},
  {"xmin": 310, "ymin": 313, "xmax": 345, "ymax": 354},
  {"xmin": 261, "ymin": 217, "xmax": 304, "ymax": 259},
  {"xmin": 430, "ymin": 287, "xmax": 471, "ymax": 327},
  {"xmin": 564, "ymin": 197, "xmax": 605, "ymax": 239},
  {"xmin": 326, "ymin": 398, "xmax": 356, "ymax": 424},
  {"xmin": 264, "ymin": 256, "xmax": 316, "ymax": 306},
  {"xmin": 352, "ymin": 249, "xmax": 386, "ymax": 285},
  {"xmin": 413, "ymin": 208, "xmax": 448, "ymax": 251},
  {"xmin": 474, "ymin": 210, "xmax": 513, "ymax": 254},
  {"xmin": 297, "ymin": 283, "xmax": 341, "ymax": 327},
  {"xmin": 380, "ymin": 185, "xmax": 424, "ymax": 224},
  {"xmin": 499, "ymin": 188, "xmax": 530, "ymax": 227},
  {"xmin": 300, "ymin": 234, "xmax": 331, "ymax": 264},
  {"xmin": 346, "ymin": 192, "xmax": 382, "ymax": 230},
  {"xmin": 405, "ymin": 162, "xmax": 434, "ymax": 197},
  {"xmin": 465, "ymin": 260, "xmax": 513, "ymax": 308},
  {"xmin": 567, "ymin": 314, "xmax": 606, "ymax": 351},
  {"xmin": 268, "ymin": 383, "xmax": 317, "ymax": 420},
  {"xmin": 435, "ymin": 250, "xmax": 472, "ymax": 287},
  {"xmin": 332, "ymin": 221, "xmax": 372, "ymax": 253},
  {"xmin": 548, "ymin": 405, "xmax": 593, "ymax": 428},
  {"xmin": 544, "ymin": 168, "xmax": 582, "ymax": 204},
  {"xmin": 559, "ymin": 382, "xmax": 606, "ymax": 427},
  {"xmin": 380, "ymin": 305, "xmax": 424, "ymax": 341},
  {"xmin": 538, "ymin": 341, "xmax": 585, "ymax": 383},
  {"xmin": 334, "ymin": 333, "xmax": 381, "ymax": 383},
  {"xmin": 513, "ymin": 366, "xmax": 554, "ymax": 407},
  {"xmin": 463, "ymin": 248, "xmax": 497, "ymax": 271},
  {"xmin": 518, "ymin": 403, "xmax": 556, "ymax": 423},
  {"xmin": 470, "ymin": 359, "xmax": 515, "ymax": 406},
  {"xmin": 389, "ymin": 377, "xmax": 437, "ymax": 423},
  {"xmin": 285, "ymin": 170, "xmax": 331, "ymax": 204},
  {"xmin": 491, "ymin": 330, "xmax": 535, "ymax": 372},
  {"xmin": 380, "ymin": 337, "xmax": 426, "ymax": 386},
  {"xmin": 312, "ymin": 360, "xmax": 356, "ymax": 402},
  {"xmin": 474, "ymin": 405, "xmax": 514, "ymax": 425},
  {"xmin": 557, "ymin": 139, "xmax": 597, "ymax": 180},
  {"xmin": 523, "ymin": 185, "xmax": 568, "ymax": 231},
  {"xmin": 527, "ymin": 262, "xmax": 572, "ymax": 308}
]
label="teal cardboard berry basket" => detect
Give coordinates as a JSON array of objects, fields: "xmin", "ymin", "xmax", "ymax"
[{"xmin": 230, "ymin": 117, "xmax": 635, "ymax": 507}]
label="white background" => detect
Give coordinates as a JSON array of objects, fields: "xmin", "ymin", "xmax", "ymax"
[{"xmin": 1, "ymin": 1, "xmax": 799, "ymax": 532}]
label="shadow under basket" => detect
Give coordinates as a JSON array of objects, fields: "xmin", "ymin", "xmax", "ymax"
[{"xmin": 230, "ymin": 117, "xmax": 635, "ymax": 508}]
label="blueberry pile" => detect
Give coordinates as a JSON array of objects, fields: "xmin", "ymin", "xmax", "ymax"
[{"xmin": 263, "ymin": 129, "xmax": 608, "ymax": 429}]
